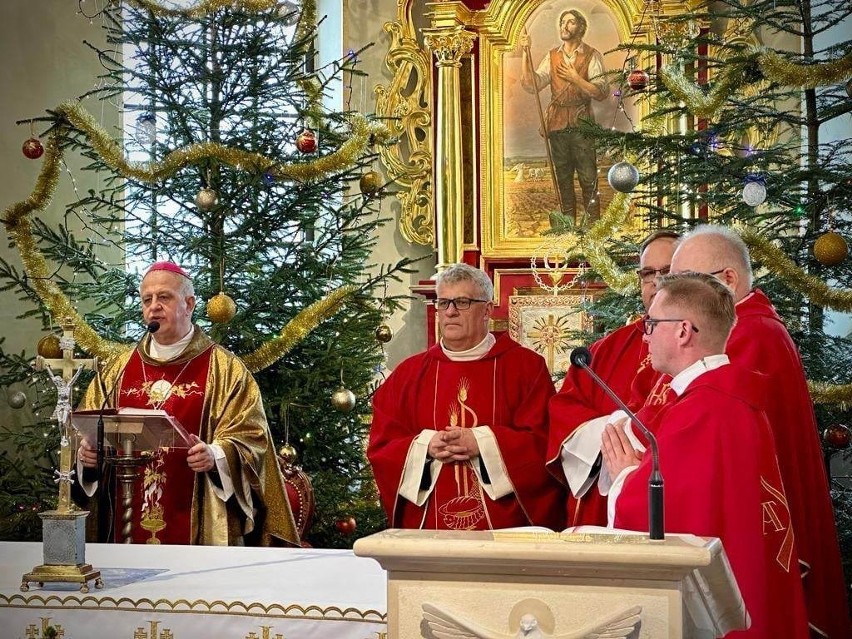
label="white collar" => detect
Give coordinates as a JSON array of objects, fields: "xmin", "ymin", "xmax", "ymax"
[
  {"xmin": 670, "ymin": 354, "xmax": 730, "ymax": 396},
  {"xmin": 441, "ymin": 333, "xmax": 496, "ymax": 362},
  {"xmin": 149, "ymin": 326, "xmax": 195, "ymax": 362}
]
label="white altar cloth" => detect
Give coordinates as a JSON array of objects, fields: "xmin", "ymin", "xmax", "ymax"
[{"xmin": 0, "ymin": 542, "xmax": 387, "ymax": 639}]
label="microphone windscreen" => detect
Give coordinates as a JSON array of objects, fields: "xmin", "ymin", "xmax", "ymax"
[
  {"xmin": 147, "ymin": 321, "xmax": 161, "ymax": 334},
  {"xmin": 569, "ymin": 346, "xmax": 592, "ymax": 368}
]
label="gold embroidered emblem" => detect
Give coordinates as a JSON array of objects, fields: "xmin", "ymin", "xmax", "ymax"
[
  {"xmin": 437, "ymin": 378, "xmax": 486, "ymax": 529},
  {"xmin": 635, "ymin": 352, "xmax": 651, "ymax": 376},
  {"xmin": 140, "ymin": 449, "xmax": 167, "ymax": 543},
  {"xmin": 133, "ymin": 620, "xmax": 173, "ymax": 639},
  {"xmin": 645, "ymin": 377, "xmax": 672, "ymax": 407},
  {"xmin": 761, "ymin": 476, "xmax": 795, "ymax": 572}
]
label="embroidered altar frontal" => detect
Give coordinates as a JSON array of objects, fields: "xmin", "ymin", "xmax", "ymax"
[{"xmin": 0, "ymin": 542, "xmax": 387, "ymax": 639}]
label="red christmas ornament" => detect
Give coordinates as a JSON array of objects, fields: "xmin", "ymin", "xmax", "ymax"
[
  {"xmin": 627, "ymin": 69, "xmax": 650, "ymax": 91},
  {"xmin": 823, "ymin": 424, "xmax": 851, "ymax": 449},
  {"xmin": 22, "ymin": 137, "xmax": 44, "ymax": 159},
  {"xmin": 296, "ymin": 128, "xmax": 317, "ymax": 154},
  {"xmin": 334, "ymin": 516, "xmax": 357, "ymax": 535}
]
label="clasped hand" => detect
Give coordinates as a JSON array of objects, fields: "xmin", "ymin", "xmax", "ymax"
[
  {"xmin": 601, "ymin": 419, "xmax": 643, "ymax": 482},
  {"xmin": 428, "ymin": 427, "xmax": 480, "ymax": 463}
]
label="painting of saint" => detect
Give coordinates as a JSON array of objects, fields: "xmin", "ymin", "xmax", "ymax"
[{"xmin": 502, "ymin": 1, "xmax": 634, "ymax": 237}]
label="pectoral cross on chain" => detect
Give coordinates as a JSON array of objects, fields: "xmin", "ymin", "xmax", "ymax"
[{"xmin": 35, "ymin": 317, "xmax": 97, "ymax": 514}]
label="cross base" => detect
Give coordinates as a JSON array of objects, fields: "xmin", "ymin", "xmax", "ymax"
[{"xmin": 21, "ymin": 563, "xmax": 103, "ymax": 593}]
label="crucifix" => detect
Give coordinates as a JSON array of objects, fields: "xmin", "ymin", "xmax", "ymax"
[
  {"xmin": 35, "ymin": 317, "xmax": 98, "ymax": 513},
  {"xmin": 23, "ymin": 316, "xmax": 102, "ymax": 593}
]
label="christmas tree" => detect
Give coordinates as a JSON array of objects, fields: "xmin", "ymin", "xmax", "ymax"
[
  {"xmin": 554, "ymin": 0, "xmax": 852, "ymax": 592},
  {"xmin": 0, "ymin": 0, "xmax": 415, "ymax": 547}
]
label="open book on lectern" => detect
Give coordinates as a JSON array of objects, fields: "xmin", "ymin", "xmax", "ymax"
[{"xmin": 71, "ymin": 408, "xmax": 194, "ymax": 451}]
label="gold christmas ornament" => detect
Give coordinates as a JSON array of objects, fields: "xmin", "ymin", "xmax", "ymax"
[
  {"xmin": 359, "ymin": 171, "xmax": 382, "ymax": 196},
  {"xmin": 375, "ymin": 324, "xmax": 393, "ymax": 343},
  {"xmin": 207, "ymin": 291, "xmax": 237, "ymax": 323},
  {"xmin": 195, "ymin": 187, "xmax": 219, "ymax": 211},
  {"xmin": 814, "ymin": 232, "xmax": 849, "ymax": 267},
  {"xmin": 278, "ymin": 443, "xmax": 298, "ymax": 465},
  {"xmin": 37, "ymin": 334, "xmax": 62, "ymax": 359},
  {"xmin": 331, "ymin": 386, "xmax": 356, "ymax": 412}
]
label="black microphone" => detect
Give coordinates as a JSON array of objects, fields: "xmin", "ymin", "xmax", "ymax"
[{"xmin": 569, "ymin": 346, "xmax": 664, "ymax": 541}]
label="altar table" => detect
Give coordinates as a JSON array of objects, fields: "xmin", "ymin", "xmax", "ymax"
[{"xmin": 0, "ymin": 542, "xmax": 387, "ymax": 639}]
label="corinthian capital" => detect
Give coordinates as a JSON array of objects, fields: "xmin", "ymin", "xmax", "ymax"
[{"xmin": 423, "ymin": 27, "xmax": 476, "ymax": 68}]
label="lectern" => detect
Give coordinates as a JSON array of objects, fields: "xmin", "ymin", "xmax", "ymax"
[
  {"xmin": 72, "ymin": 409, "xmax": 192, "ymax": 543},
  {"xmin": 354, "ymin": 528, "xmax": 748, "ymax": 639}
]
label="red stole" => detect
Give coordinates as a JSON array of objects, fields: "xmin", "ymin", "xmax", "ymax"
[{"xmin": 115, "ymin": 346, "xmax": 213, "ymax": 543}]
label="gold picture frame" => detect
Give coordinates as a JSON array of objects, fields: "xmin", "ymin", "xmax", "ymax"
[{"xmin": 478, "ymin": 0, "xmax": 651, "ymax": 257}]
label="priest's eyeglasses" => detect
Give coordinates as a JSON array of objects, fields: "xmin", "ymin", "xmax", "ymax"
[
  {"xmin": 433, "ymin": 297, "xmax": 490, "ymax": 311},
  {"xmin": 642, "ymin": 318, "xmax": 700, "ymax": 335},
  {"xmin": 636, "ymin": 266, "xmax": 670, "ymax": 283}
]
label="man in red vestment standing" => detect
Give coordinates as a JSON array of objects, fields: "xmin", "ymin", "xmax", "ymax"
[
  {"xmin": 666, "ymin": 225, "xmax": 850, "ymax": 638},
  {"xmin": 604, "ymin": 272, "xmax": 810, "ymax": 639},
  {"xmin": 77, "ymin": 262, "xmax": 298, "ymax": 546},
  {"xmin": 368, "ymin": 263, "xmax": 565, "ymax": 530},
  {"xmin": 547, "ymin": 230, "xmax": 678, "ymax": 526}
]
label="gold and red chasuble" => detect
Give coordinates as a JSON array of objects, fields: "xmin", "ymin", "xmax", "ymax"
[{"xmin": 116, "ymin": 346, "xmax": 213, "ymax": 543}]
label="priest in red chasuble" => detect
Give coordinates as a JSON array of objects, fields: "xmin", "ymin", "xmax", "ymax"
[
  {"xmin": 661, "ymin": 225, "xmax": 849, "ymax": 638},
  {"xmin": 77, "ymin": 262, "xmax": 298, "ymax": 546},
  {"xmin": 604, "ymin": 272, "xmax": 810, "ymax": 639},
  {"xmin": 547, "ymin": 230, "xmax": 678, "ymax": 527},
  {"xmin": 368, "ymin": 263, "xmax": 565, "ymax": 530}
]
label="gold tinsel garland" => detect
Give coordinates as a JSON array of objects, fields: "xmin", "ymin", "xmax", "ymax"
[
  {"xmin": 808, "ymin": 381, "xmax": 852, "ymax": 409},
  {"xmin": 3, "ymin": 130, "xmax": 127, "ymax": 360},
  {"xmin": 129, "ymin": 0, "xmax": 280, "ymax": 18},
  {"xmin": 584, "ymin": 192, "xmax": 638, "ymax": 295},
  {"xmin": 56, "ymin": 102, "xmax": 386, "ymax": 184},
  {"xmin": 661, "ymin": 49, "xmax": 852, "ymax": 121},
  {"xmin": 739, "ymin": 228, "xmax": 852, "ymax": 313},
  {"xmin": 4, "ymin": 105, "xmax": 375, "ymax": 370},
  {"xmin": 243, "ymin": 285, "xmax": 357, "ymax": 373},
  {"xmin": 760, "ymin": 50, "xmax": 852, "ymax": 89}
]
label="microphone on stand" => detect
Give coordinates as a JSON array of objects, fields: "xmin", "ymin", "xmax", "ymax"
[
  {"xmin": 569, "ymin": 346, "xmax": 664, "ymax": 541},
  {"xmin": 95, "ymin": 321, "xmax": 160, "ymax": 476}
]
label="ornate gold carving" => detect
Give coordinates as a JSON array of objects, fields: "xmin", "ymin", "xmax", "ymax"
[
  {"xmin": 375, "ymin": 2, "xmax": 434, "ymax": 245},
  {"xmin": 423, "ymin": 27, "xmax": 475, "ymax": 67}
]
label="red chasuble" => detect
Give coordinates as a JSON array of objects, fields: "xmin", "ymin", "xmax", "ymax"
[
  {"xmin": 638, "ymin": 290, "xmax": 849, "ymax": 636},
  {"xmin": 615, "ymin": 364, "xmax": 810, "ymax": 639},
  {"xmin": 547, "ymin": 319, "xmax": 668, "ymax": 526},
  {"xmin": 368, "ymin": 334, "xmax": 565, "ymax": 530},
  {"xmin": 114, "ymin": 346, "xmax": 213, "ymax": 544}
]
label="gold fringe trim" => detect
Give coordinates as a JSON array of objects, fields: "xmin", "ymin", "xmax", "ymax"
[{"xmin": 243, "ymin": 285, "xmax": 357, "ymax": 373}]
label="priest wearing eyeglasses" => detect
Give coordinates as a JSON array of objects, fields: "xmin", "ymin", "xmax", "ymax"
[
  {"xmin": 604, "ymin": 271, "xmax": 810, "ymax": 639},
  {"xmin": 367, "ymin": 263, "xmax": 564, "ymax": 530},
  {"xmin": 546, "ymin": 230, "xmax": 679, "ymax": 527}
]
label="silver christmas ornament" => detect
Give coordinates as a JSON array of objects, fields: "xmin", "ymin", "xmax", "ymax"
[
  {"xmin": 278, "ymin": 1, "xmax": 301, "ymax": 26},
  {"xmin": 134, "ymin": 112, "xmax": 157, "ymax": 146},
  {"xmin": 8, "ymin": 391, "xmax": 27, "ymax": 410},
  {"xmin": 607, "ymin": 161, "xmax": 640, "ymax": 193},
  {"xmin": 742, "ymin": 181, "xmax": 767, "ymax": 207}
]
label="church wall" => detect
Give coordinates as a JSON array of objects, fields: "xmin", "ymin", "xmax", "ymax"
[{"xmin": 344, "ymin": 0, "xmax": 436, "ymax": 369}]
